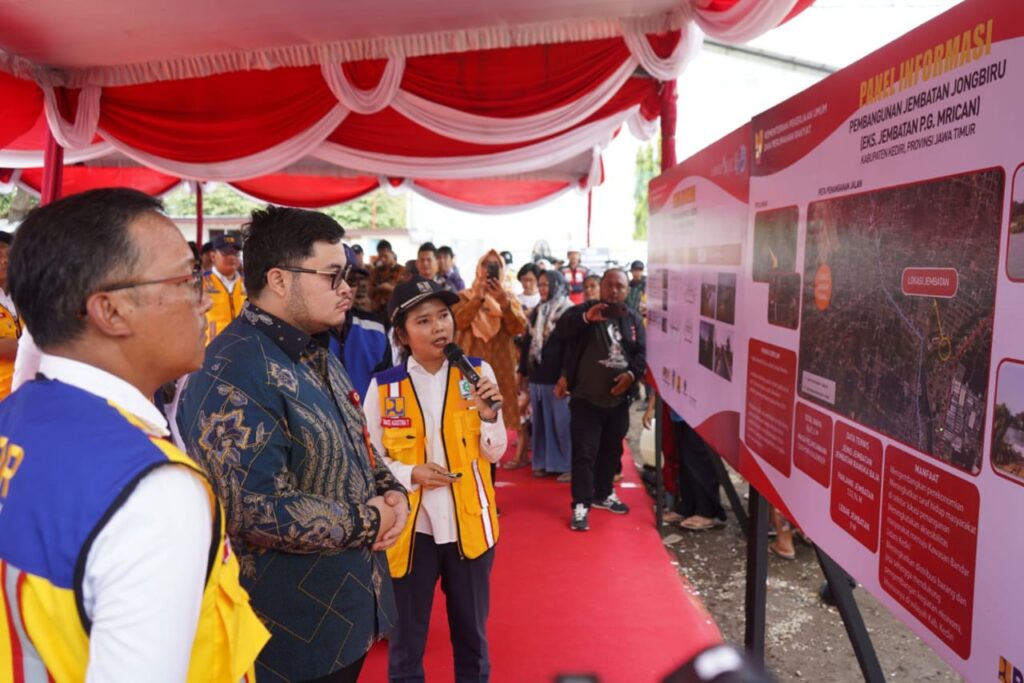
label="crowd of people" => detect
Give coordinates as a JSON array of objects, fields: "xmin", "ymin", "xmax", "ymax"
[{"xmin": 0, "ymin": 189, "xmax": 729, "ymax": 683}]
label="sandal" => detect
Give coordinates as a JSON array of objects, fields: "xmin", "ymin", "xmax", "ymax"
[
  {"xmin": 502, "ymin": 460, "xmax": 528, "ymax": 470},
  {"xmin": 680, "ymin": 516, "xmax": 723, "ymax": 531},
  {"xmin": 768, "ymin": 543, "xmax": 796, "ymax": 560}
]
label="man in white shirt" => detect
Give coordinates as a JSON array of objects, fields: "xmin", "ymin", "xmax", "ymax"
[
  {"xmin": 204, "ymin": 233, "xmax": 246, "ymax": 340},
  {"xmin": 0, "ymin": 188, "xmax": 267, "ymax": 681}
]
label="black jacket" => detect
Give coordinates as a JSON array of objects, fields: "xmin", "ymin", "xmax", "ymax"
[{"xmin": 554, "ymin": 301, "xmax": 646, "ymax": 402}]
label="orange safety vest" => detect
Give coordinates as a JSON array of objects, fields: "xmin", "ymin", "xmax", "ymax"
[
  {"xmin": 0, "ymin": 302, "xmax": 21, "ymax": 400},
  {"xmin": 204, "ymin": 273, "xmax": 246, "ymax": 342}
]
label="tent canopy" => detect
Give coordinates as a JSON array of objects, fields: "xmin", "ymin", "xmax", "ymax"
[{"xmin": 0, "ymin": 0, "xmax": 814, "ymax": 210}]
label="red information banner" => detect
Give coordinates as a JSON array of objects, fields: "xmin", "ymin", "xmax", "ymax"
[
  {"xmin": 900, "ymin": 267, "xmax": 959, "ymax": 298},
  {"xmin": 879, "ymin": 446, "xmax": 979, "ymax": 659},
  {"xmin": 830, "ymin": 422, "xmax": 883, "ymax": 552},
  {"xmin": 794, "ymin": 402, "xmax": 833, "ymax": 487},
  {"xmin": 744, "ymin": 339, "xmax": 796, "ymax": 476}
]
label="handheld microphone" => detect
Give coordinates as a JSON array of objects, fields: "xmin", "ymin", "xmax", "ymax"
[{"xmin": 443, "ymin": 343, "xmax": 502, "ymax": 412}]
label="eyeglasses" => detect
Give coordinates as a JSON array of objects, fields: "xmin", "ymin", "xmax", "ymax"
[
  {"xmin": 277, "ymin": 264, "xmax": 351, "ymax": 290},
  {"xmin": 96, "ymin": 262, "xmax": 205, "ymax": 302}
]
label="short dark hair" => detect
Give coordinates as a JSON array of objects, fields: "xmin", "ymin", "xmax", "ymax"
[
  {"xmin": 377, "ymin": 239, "xmax": 393, "ymax": 253},
  {"xmin": 242, "ymin": 206, "xmax": 345, "ymax": 297},
  {"xmin": 584, "ymin": 273, "xmax": 601, "ymax": 285},
  {"xmin": 437, "ymin": 245, "xmax": 454, "ymax": 258},
  {"xmin": 0, "ymin": 233, "xmax": 12, "ymax": 246},
  {"xmin": 9, "ymin": 188, "xmax": 160, "ymax": 349},
  {"xmin": 517, "ymin": 263, "xmax": 539, "ymax": 281},
  {"xmin": 601, "ymin": 268, "xmax": 628, "ymax": 283},
  {"xmin": 418, "ymin": 242, "xmax": 437, "ymax": 255}
]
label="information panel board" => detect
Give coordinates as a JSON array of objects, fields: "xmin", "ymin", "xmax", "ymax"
[
  {"xmin": 649, "ymin": 1, "xmax": 1024, "ymax": 678},
  {"xmin": 648, "ymin": 124, "xmax": 750, "ymax": 467}
]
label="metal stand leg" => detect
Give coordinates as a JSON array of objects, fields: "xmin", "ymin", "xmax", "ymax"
[
  {"xmin": 654, "ymin": 397, "xmax": 664, "ymax": 532},
  {"xmin": 744, "ymin": 486, "xmax": 769, "ymax": 664},
  {"xmin": 815, "ymin": 548, "xmax": 885, "ymax": 683},
  {"xmin": 710, "ymin": 454, "xmax": 749, "ymax": 538}
]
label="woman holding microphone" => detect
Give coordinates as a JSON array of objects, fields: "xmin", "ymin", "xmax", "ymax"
[{"xmin": 364, "ymin": 275, "xmax": 507, "ymax": 683}]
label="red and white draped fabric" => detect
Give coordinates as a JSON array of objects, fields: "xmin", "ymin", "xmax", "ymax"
[{"xmin": 0, "ymin": 0, "xmax": 814, "ymax": 210}]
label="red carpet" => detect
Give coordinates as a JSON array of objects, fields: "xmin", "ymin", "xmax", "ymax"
[{"xmin": 363, "ymin": 445, "xmax": 722, "ymax": 682}]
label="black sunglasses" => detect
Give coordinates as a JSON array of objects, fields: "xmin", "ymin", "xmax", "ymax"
[{"xmin": 277, "ymin": 264, "xmax": 351, "ymax": 290}]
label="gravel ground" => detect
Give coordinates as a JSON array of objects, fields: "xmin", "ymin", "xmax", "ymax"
[{"xmin": 652, "ymin": 471, "xmax": 965, "ymax": 683}]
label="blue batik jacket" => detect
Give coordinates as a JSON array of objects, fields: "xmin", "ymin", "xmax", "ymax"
[{"xmin": 178, "ymin": 302, "xmax": 405, "ymax": 682}]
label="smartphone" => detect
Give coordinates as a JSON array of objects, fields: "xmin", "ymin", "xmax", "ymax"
[
  {"xmin": 441, "ymin": 471, "xmax": 463, "ymax": 480},
  {"xmin": 485, "ymin": 262, "xmax": 500, "ymax": 280},
  {"xmin": 602, "ymin": 303, "xmax": 627, "ymax": 319}
]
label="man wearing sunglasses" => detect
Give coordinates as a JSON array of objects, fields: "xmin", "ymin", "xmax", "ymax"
[
  {"xmin": 177, "ymin": 206, "xmax": 409, "ymax": 683},
  {"xmin": 0, "ymin": 188, "xmax": 268, "ymax": 681}
]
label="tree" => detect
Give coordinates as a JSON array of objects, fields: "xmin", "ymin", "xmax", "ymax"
[
  {"xmin": 0, "ymin": 189, "xmax": 38, "ymax": 222},
  {"xmin": 163, "ymin": 184, "xmax": 258, "ymax": 217},
  {"xmin": 162, "ymin": 184, "xmax": 406, "ymax": 228},
  {"xmin": 633, "ymin": 136, "xmax": 661, "ymax": 241}
]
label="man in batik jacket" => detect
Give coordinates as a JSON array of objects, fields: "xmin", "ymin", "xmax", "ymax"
[{"xmin": 178, "ymin": 207, "xmax": 409, "ymax": 683}]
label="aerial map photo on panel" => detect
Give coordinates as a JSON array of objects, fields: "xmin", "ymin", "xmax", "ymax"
[{"xmin": 798, "ymin": 169, "xmax": 1003, "ymax": 474}]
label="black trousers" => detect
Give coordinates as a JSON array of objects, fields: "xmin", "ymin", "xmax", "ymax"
[
  {"xmin": 570, "ymin": 397, "xmax": 630, "ymax": 507},
  {"xmin": 389, "ymin": 533, "xmax": 495, "ymax": 683},
  {"xmin": 672, "ymin": 420, "xmax": 725, "ymax": 520},
  {"xmin": 301, "ymin": 655, "xmax": 366, "ymax": 683}
]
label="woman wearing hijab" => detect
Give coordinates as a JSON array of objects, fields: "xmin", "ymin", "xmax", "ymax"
[
  {"xmin": 452, "ymin": 249, "xmax": 528, "ymax": 432},
  {"xmin": 518, "ymin": 269, "xmax": 574, "ymax": 480}
]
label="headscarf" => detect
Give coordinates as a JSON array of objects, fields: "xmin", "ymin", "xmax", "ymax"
[
  {"xmin": 467, "ymin": 249, "xmax": 513, "ymax": 342},
  {"xmin": 529, "ymin": 269, "xmax": 572, "ymax": 367}
]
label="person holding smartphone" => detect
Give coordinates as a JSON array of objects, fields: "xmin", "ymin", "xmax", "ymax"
[
  {"xmin": 451, "ymin": 250, "xmax": 528, "ymax": 432},
  {"xmin": 364, "ymin": 276, "xmax": 507, "ymax": 682}
]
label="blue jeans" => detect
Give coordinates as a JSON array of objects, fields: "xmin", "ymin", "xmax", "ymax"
[{"xmin": 529, "ymin": 383, "xmax": 572, "ymax": 474}]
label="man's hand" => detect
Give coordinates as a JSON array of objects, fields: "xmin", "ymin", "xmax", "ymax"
[
  {"xmin": 367, "ymin": 496, "xmax": 397, "ymax": 547},
  {"xmin": 643, "ymin": 401, "xmax": 656, "ymax": 429},
  {"xmin": 610, "ymin": 372, "xmax": 634, "ymax": 397},
  {"xmin": 553, "ymin": 376, "xmax": 569, "ymax": 399},
  {"xmin": 412, "ymin": 463, "xmax": 459, "ymax": 490},
  {"xmin": 483, "ymin": 278, "xmax": 510, "ymax": 309},
  {"xmin": 470, "ymin": 376, "xmax": 501, "ymax": 422},
  {"xmin": 584, "ymin": 303, "xmax": 609, "ymax": 323},
  {"xmin": 372, "ymin": 490, "xmax": 410, "ymax": 551}
]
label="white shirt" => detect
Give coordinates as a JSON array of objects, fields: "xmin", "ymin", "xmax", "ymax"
[
  {"xmin": 12, "ymin": 327, "xmax": 39, "ymax": 391},
  {"xmin": 364, "ymin": 358, "xmax": 507, "ymax": 544},
  {"xmin": 212, "ymin": 266, "xmax": 240, "ymax": 294},
  {"xmin": 37, "ymin": 354, "xmax": 212, "ymax": 683},
  {"xmin": 517, "ymin": 291, "xmax": 541, "ymax": 311},
  {"xmin": 0, "ymin": 288, "xmax": 17, "ymax": 320}
]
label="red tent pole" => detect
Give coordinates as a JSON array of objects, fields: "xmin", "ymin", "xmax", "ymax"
[
  {"xmin": 659, "ymin": 80, "xmax": 678, "ymax": 172},
  {"xmin": 195, "ymin": 181, "xmax": 204, "ymax": 246},
  {"xmin": 40, "ymin": 131, "xmax": 65, "ymax": 206},
  {"xmin": 655, "ymin": 78, "xmax": 679, "ymax": 528}
]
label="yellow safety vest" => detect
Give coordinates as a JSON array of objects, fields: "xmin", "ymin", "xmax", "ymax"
[
  {"xmin": 375, "ymin": 362, "xmax": 499, "ymax": 578},
  {"xmin": 204, "ymin": 273, "xmax": 246, "ymax": 342},
  {"xmin": 0, "ymin": 392, "xmax": 269, "ymax": 683},
  {"xmin": 0, "ymin": 302, "xmax": 19, "ymax": 400}
]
